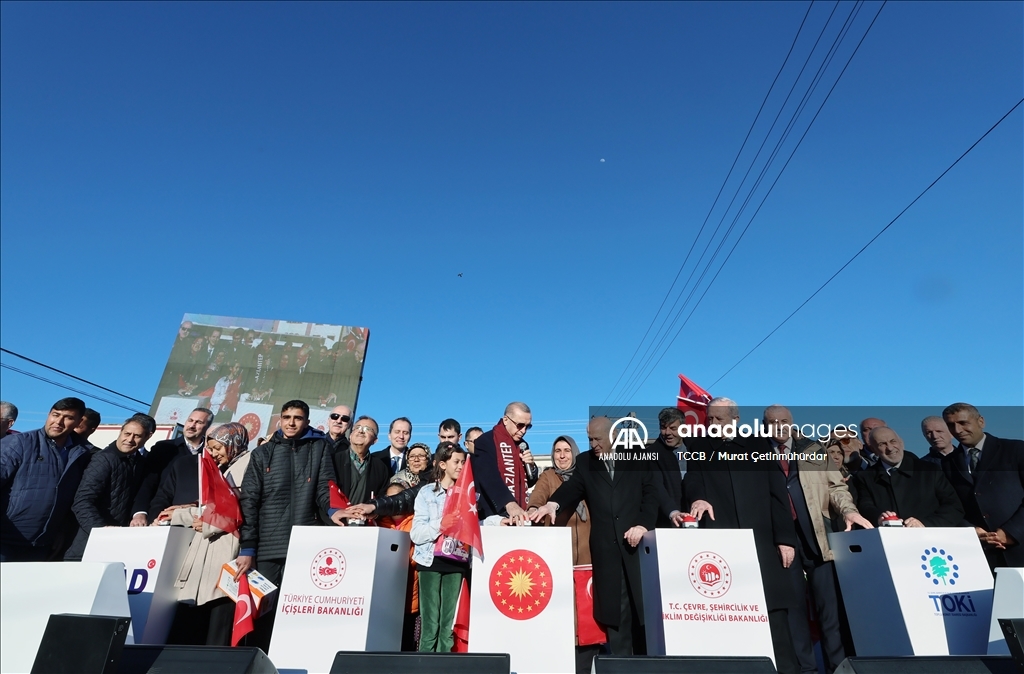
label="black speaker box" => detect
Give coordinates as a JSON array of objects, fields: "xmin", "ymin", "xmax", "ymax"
[
  {"xmin": 31, "ymin": 613, "xmax": 131, "ymax": 674},
  {"xmin": 835, "ymin": 656, "xmax": 1018, "ymax": 674},
  {"xmin": 999, "ymin": 618, "xmax": 1024, "ymax": 672},
  {"xmin": 592, "ymin": 655, "xmax": 777, "ymax": 673},
  {"xmin": 329, "ymin": 650, "xmax": 510, "ymax": 674},
  {"xmin": 116, "ymin": 645, "xmax": 277, "ymax": 674}
]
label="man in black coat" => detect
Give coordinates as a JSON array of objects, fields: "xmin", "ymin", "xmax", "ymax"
[
  {"xmin": 130, "ymin": 408, "xmax": 213, "ymax": 525},
  {"xmin": 332, "ymin": 416, "xmax": 390, "ymax": 509},
  {"xmin": 370, "ymin": 417, "xmax": 412, "ymax": 477},
  {"xmin": 65, "ymin": 418, "xmax": 149, "ymax": 560},
  {"xmin": 650, "ymin": 407, "xmax": 687, "ymax": 528},
  {"xmin": 851, "ymin": 426, "xmax": 964, "ymax": 528},
  {"xmin": 941, "ymin": 403, "xmax": 1024, "ymax": 568},
  {"xmin": 531, "ymin": 416, "xmax": 661, "ymax": 656},
  {"xmin": 684, "ymin": 398, "xmax": 800, "ymax": 674},
  {"xmin": 471, "ymin": 403, "xmax": 533, "ymax": 522},
  {"xmin": 236, "ymin": 400, "xmax": 340, "ymax": 650}
]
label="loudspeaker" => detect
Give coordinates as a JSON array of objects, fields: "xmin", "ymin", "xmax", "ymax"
[
  {"xmin": 116, "ymin": 646, "xmax": 277, "ymax": 674},
  {"xmin": 31, "ymin": 613, "xmax": 131, "ymax": 674},
  {"xmin": 591, "ymin": 655, "xmax": 777, "ymax": 673},
  {"xmin": 329, "ymin": 651, "xmax": 510, "ymax": 674},
  {"xmin": 835, "ymin": 656, "xmax": 1017, "ymax": 674},
  {"xmin": 999, "ymin": 619, "xmax": 1024, "ymax": 672}
]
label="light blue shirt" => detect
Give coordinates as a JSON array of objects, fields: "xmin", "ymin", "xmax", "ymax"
[{"xmin": 410, "ymin": 484, "xmax": 448, "ymax": 567}]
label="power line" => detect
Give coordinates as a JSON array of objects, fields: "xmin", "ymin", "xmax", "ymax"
[
  {"xmin": 615, "ymin": 0, "xmax": 885, "ymax": 404},
  {"xmin": 601, "ymin": 0, "xmax": 817, "ymax": 405},
  {"xmin": 0, "ymin": 363, "xmax": 145, "ymax": 413},
  {"xmin": 612, "ymin": 0, "xmax": 860, "ymax": 406},
  {"xmin": 0, "ymin": 347, "xmax": 151, "ymax": 407},
  {"xmin": 709, "ymin": 97, "xmax": 1024, "ymax": 388}
]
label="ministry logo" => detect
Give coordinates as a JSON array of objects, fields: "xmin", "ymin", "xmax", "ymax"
[{"xmin": 921, "ymin": 547, "xmax": 960, "ymax": 586}]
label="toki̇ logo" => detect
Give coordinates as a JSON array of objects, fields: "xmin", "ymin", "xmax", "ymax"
[
  {"xmin": 921, "ymin": 547, "xmax": 960, "ymax": 586},
  {"xmin": 610, "ymin": 417, "xmax": 648, "ymax": 451}
]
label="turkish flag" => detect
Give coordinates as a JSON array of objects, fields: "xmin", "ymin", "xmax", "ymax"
[
  {"xmin": 573, "ymin": 565, "xmax": 607, "ymax": 646},
  {"xmin": 452, "ymin": 577, "xmax": 470, "ymax": 652},
  {"xmin": 677, "ymin": 373, "xmax": 712, "ymax": 427},
  {"xmin": 200, "ymin": 452, "xmax": 242, "ymax": 535},
  {"xmin": 328, "ymin": 480, "xmax": 350, "ymax": 510},
  {"xmin": 231, "ymin": 574, "xmax": 255, "ymax": 646},
  {"xmin": 439, "ymin": 457, "xmax": 483, "ymax": 558}
]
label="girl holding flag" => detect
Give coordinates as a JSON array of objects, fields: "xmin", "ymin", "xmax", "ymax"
[
  {"xmin": 410, "ymin": 441, "xmax": 470, "ymax": 652},
  {"xmin": 169, "ymin": 422, "xmax": 251, "ymax": 646}
]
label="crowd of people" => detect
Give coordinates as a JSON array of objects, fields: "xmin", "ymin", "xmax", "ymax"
[{"xmin": 1, "ymin": 396, "xmax": 1021, "ymax": 674}]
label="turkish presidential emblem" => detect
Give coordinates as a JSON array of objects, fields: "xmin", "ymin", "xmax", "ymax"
[
  {"xmin": 238, "ymin": 412, "xmax": 262, "ymax": 440},
  {"xmin": 489, "ymin": 549, "xmax": 553, "ymax": 620},
  {"xmin": 688, "ymin": 551, "xmax": 732, "ymax": 598}
]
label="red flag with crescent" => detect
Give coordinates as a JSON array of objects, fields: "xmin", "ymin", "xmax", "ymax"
[
  {"xmin": 677, "ymin": 373, "xmax": 712, "ymax": 427},
  {"xmin": 573, "ymin": 564, "xmax": 607, "ymax": 646},
  {"xmin": 200, "ymin": 452, "xmax": 242, "ymax": 535},
  {"xmin": 328, "ymin": 480, "xmax": 350, "ymax": 510},
  {"xmin": 231, "ymin": 574, "xmax": 255, "ymax": 646},
  {"xmin": 439, "ymin": 456, "xmax": 483, "ymax": 558}
]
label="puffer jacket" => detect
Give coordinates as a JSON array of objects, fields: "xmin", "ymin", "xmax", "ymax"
[
  {"xmin": 1, "ymin": 429, "xmax": 91, "ymax": 549},
  {"xmin": 65, "ymin": 446, "xmax": 144, "ymax": 560},
  {"xmin": 239, "ymin": 428, "xmax": 335, "ymax": 562},
  {"xmin": 367, "ymin": 479, "xmax": 432, "ymax": 518}
]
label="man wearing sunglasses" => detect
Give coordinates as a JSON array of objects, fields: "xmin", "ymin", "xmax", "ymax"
[
  {"xmin": 471, "ymin": 402, "xmax": 534, "ymax": 524},
  {"xmin": 325, "ymin": 405, "xmax": 353, "ymax": 456}
]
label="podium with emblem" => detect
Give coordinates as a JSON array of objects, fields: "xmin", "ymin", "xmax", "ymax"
[
  {"xmin": 639, "ymin": 529, "xmax": 776, "ymax": 662},
  {"xmin": 81, "ymin": 525, "xmax": 192, "ymax": 644},
  {"xmin": 829, "ymin": 527, "xmax": 993, "ymax": 656},
  {"xmin": 469, "ymin": 527, "xmax": 576, "ymax": 674},
  {"xmin": 268, "ymin": 526, "xmax": 410, "ymax": 674}
]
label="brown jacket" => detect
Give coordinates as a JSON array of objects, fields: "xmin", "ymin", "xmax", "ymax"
[
  {"xmin": 528, "ymin": 468, "xmax": 592, "ymax": 565},
  {"xmin": 796, "ymin": 445, "xmax": 859, "ymax": 562}
]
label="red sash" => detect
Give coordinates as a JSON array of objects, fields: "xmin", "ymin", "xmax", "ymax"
[{"xmin": 492, "ymin": 420, "xmax": 527, "ymax": 510}]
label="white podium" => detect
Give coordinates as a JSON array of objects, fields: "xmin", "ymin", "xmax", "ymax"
[
  {"xmin": 829, "ymin": 527, "xmax": 993, "ymax": 656},
  {"xmin": 269, "ymin": 526, "xmax": 410, "ymax": 674},
  {"xmin": 0, "ymin": 562, "xmax": 131, "ymax": 673},
  {"xmin": 639, "ymin": 529, "xmax": 775, "ymax": 663},
  {"xmin": 987, "ymin": 567, "xmax": 1024, "ymax": 655},
  {"xmin": 469, "ymin": 527, "xmax": 575, "ymax": 674},
  {"xmin": 82, "ymin": 525, "xmax": 192, "ymax": 644}
]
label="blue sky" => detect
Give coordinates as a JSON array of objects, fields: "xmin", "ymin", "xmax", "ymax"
[{"xmin": 2, "ymin": 1, "xmax": 1021, "ymax": 449}]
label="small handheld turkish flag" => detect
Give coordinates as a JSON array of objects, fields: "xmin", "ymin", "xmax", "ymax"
[
  {"xmin": 677, "ymin": 373, "xmax": 712, "ymax": 427},
  {"xmin": 200, "ymin": 453, "xmax": 242, "ymax": 535},
  {"xmin": 439, "ymin": 457, "xmax": 483, "ymax": 558},
  {"xmin": 231, "ymin": 574, "xmax": 255, "ymax": 646},
  {"xmin": 328, "ymin": 480, "xmax": 350, "ymax": 510}
]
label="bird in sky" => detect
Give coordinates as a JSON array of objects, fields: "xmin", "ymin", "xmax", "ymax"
[{"xmin": 458, "ymin": 273, "xmax": 463, "ymax": 277}]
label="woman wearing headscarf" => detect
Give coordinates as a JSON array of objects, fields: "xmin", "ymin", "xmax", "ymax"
[
  {"xmin": 528, "ymin": 436, "xmax": 590, "ymax": 564},
  {"xmin": 528, "ymin": 435, "xmax": 597, "ymax": 673},
  {"xmin": 389, "ymin": 442, "xmax": 433, "ymax": 490},
  {"xmin": 168, "ymin": 422, "xmax": 251, "ymax": 646}
]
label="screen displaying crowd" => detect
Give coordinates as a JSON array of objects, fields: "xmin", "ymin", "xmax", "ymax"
[
  {"xmin": 151, "ymin": 314, "xmax": 368, "ymax": 446},
  {"xmin": 1, "ymin": 396, "xmax": 1021, "ymax": 674}
]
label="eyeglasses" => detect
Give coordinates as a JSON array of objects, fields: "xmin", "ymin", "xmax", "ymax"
[
  {"xmin": 505, "ymin": 416, "xmax": 533, "ymax": 431},
  {"xmin": 353, "ymin": 425, "xmax": 377, "ymax": 435},
  {"xmin": 329, "ymin": 413, "xmax": 351, "ymax": 422},
  {"xmin": 408, "ymin": 453, "xmax": 429, "ymax": 461}
]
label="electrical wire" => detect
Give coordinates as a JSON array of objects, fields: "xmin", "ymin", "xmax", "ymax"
[
  {"xmin": 0, "ymin": 347, "xmax": 151, "ymax": 406},
  {"xmin": 709, "ymin": 97, "xmax": 1024, "ymax": 388},
  {"xmin": 0, "ymin": 363, "xmax": 145, "ymax": 413},
  {"xmin": 614, "ymin": 0, "xmax": 886, "ymax": 404}
]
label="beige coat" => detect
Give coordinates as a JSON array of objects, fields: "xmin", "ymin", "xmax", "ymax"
[
  {"xmin": 528, "ymin": 468, "xmax": 592, "ymax": 566},
  {"xmin": 170, "ymin": 453, "xmax": 251, "ymax": 605},
  {"xmin": 796, "ymin": 443, "xmax": 859, "ymax": 562}
]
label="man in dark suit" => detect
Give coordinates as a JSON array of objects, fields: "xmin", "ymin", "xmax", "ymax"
[
  {"xmin": 129, "ymin": 407, "xmax": 213, "ymax": 526},
  {"xmin": 764, "ymin": 405, "xmax": 873, "ymax": 674},
  {"xmin": 471, "ymin": 403, "xmax": 532, "ymax": 522},
  {"xmin": 851, "ymin": 426, "xmax": 963, "ymax": 528},
  {"xmin": 685, "ymin": 398, "xmax": 800, "ymax": 674},
  {"xmin": 649, "ymin": 407, "xmax": 687, "ymax": 528},
  {"xmin": 530, "ymin": 416, "xmax": 662, "ymax": 656},
  {"xmin": 941, "ymin": 402, "xmax": 1024, "ymax": 568},
  {"xmin": 371, "ymin": 417, "xmax": 412, "ymax": 478},
  {"xmin": 332, "ymin": 416, "xmax": 389, "ymax": 509}
]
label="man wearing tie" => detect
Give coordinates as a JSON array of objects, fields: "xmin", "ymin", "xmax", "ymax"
[
  {"xmin": 941, "ymin": 403, "xmax": 1024, "ymax": 568},
  {"xmin": 372, "ymin": 417, "xmax": 412, "ymax": 477},
  {"xmin": 764, "ymin": 406, "xmax": 872, "ymax": 674}
]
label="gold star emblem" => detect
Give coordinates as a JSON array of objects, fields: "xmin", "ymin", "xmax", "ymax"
[
  {"xmin": 506, "ymin": 569, "xmax": 535, "ymax": 599},
  {"xmin": 519, "ymin": 555, "xmax": 524, "ymax": 561}
]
